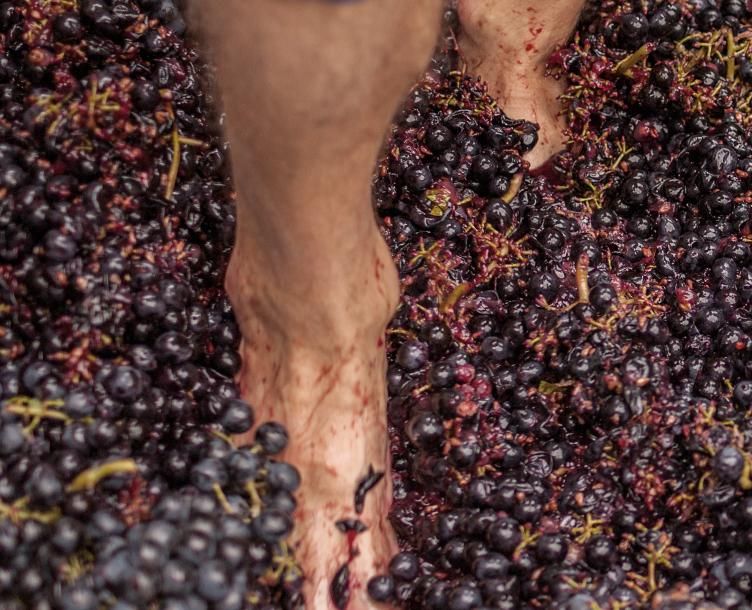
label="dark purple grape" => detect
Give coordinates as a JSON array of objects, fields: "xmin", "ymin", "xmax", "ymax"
[
  {"xmin": 218, "ymin": 398, "xmax": 254, "ymax": 434},
  {"xmin": 104, "ymin": 366, "xmax": 144, "ymax": 401},
  {"xmin": 252, "ymin": 510, "xmax": 293, "ymax": 544},
  {"xmin": 389, "ymin": 552, "xmax": 419, "ymax": 581},
  {"xmin": 254, "ymin": 422, "xmax": 288, "ymax": 455},
  {"xmin": 404, "ymin": 165, "xmax": 433, "ymax": 192},
  {"xmin": 367, "ymin": 574, "xmax": 395, "ymax": 602},
  {"xmin": 713, "ymin": 446, "xmax": 745, "ymax": 483}
]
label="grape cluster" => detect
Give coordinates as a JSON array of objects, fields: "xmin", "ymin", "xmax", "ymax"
[
  {"xmin": 7, "ymin": 0, "xmax": 752, "ymax": 608},
  {"xmin": 0, "ymin": 1, "xmax": 300, "ymax": 608},
  {"xmin": 373, "ymin": 1, "xmax": 752, "ymax": 608}
]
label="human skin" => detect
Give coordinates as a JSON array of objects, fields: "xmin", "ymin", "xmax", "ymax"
[
  {"xmin": 192, "ymin": 0, "xmax": 585, "ymax": 607},
  {"xmin": 458, "ymin": 0, "xmax": 587, "ymax": 167}
]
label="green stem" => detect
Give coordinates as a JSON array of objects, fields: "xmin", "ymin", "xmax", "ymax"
[
  {"xmin": 213, "ymin": 483, "xmax": 236, "ymax": 514},
  {"xmin": 576, "ymin": 254, "xmax": 590, "ymax": 304},
  {"xmin": 502, "ymin": 173, "xmax": 523, "ymax": 204},
  {"xmin": 164, "ymin": 124, "xmax": 181, "ymax": 201},
  {"xmin": 727, "ymin": 30, "xmax": 737, "ymax": 82},
  {"xmin": 614, "ymin": 43, "xmax": 654, "ymax": 76},
  {"xmin": 246, "ymin": 482, "xmax": 263, "ymax": 518},
  {"xmin": 67, "ymin": 459, "xmax": 138, "ymax": 493}
]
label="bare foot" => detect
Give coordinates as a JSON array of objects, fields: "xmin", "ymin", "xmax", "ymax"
[
  {"xmin": 196, "ymin": 0, "xmax": 444, "ymax": 606},
  {"xmin": 226, "ymin": 231, "xmax": 401, "ymax": 609},
  {"xmin": 457, "ymin": 0, "xmax": 587, "ymax": 168}
]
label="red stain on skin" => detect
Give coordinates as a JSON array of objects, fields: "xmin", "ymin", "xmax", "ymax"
[
  {"xmin": 316, "ymin": 364, "xmax": 333, "ymax": 383},
  {"xmin": 259, "ymin": 357, "xmax": 281, "ymax": 391},
  {"xmin": 525, "ymin": 42, "xmax": 536, "ymax": 53},
  {"xmin": 346, "ymin": 530, "xmax": 358, "ymax": 549},
  {"xmin": 341, "ymin": 530, "xmax": 362, "ymax": 590},
  {"xmin": 316, "ymin": 369, "xmax": 340, "ymax": 406},
  {"xmin": 353, "ymin": 382, "xmax": 361, "ymax": 397},
  {"xmin": 376, "ymin": 337, "xmax": 384, "ymax": 348}
]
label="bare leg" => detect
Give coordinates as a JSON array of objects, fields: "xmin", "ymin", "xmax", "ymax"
[
  {"xmin": 192, "ymin": 1, "xmax": 442, "ymax": 607},
  {"xmin": 458, "ymin": 0, "xmax": 587, "ymax": 167}
]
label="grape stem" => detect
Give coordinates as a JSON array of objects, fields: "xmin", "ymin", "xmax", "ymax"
[
  {"xmin": 739, "ymin": 453, "xmax": 752, "ymax": 490},
  {"xmin": 67, "ymin": 459, "xmax": 138, "ymax": 493},
  {"xmin": 727, "ymin": 30, "xmax": 737, "ymax": 82},
  {"xmin": 576, "ymin": 254, "xmax": 590, "ymax": 304},
  {"xmin": 4, "ymin": 396, "xmax": 70, "ymax": 434},
  {"xmin": 613, "ymin": 43, "xmax": 654, "ymax": 76},
  {"xmin": 246, "ymin": 481, "xmax": 263, "ymax": 518},
  {"xmin": 213, "ymin": 483, "xmax": 236, "ymax": 514},
  {"xmin": 165, "ymin": 121, "xmax": 181, "ymax": 201},
  {"xmin": 502, "ymin": 172, "xmax": 524, "ymax": 203},
  {"xmin": 440, "ymin": 282, "xmax": 472, "ymax": 314},
  {"xmin": 163, "ymin": 105, "xmax": 207, "ymax": 201}
]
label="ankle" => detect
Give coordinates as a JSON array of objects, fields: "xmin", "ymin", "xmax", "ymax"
[
  {"xmin": 458, "ymin": 0, "xmax": 585, "ymax": 67},
  {"xmin": 458, "ymin": 27, "xmax": 560, "ymax": 107},
  {"xmin": 226, "ymin": 231, "xmax": 400, "ymax": 353}
]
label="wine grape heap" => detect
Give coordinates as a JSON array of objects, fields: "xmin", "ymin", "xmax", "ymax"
[
  {"xmin": 0, "ymin": 1, "xmax": 302, "ymax": 609},
  {"xmin": 4, "ymin": 0, "xmax": 752, "ymax": 608},
  {"xmin": 373, "ymin": 1, "xmax": 752, "ymax": 608}
]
